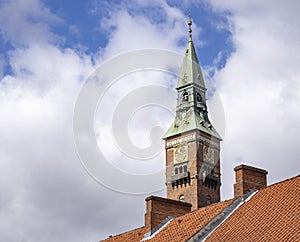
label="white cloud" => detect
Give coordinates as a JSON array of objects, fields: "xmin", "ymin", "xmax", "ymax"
[
  {"xmin": 0, "ymin": 45, "xmax": 97, "ymax": 241},
  {"xmin": 0, "ymin": 0, "xmax": 63, "ymax": 47},
  {"xmin": 0, "ymin": 1, "xmax": 182, "ymax": 241},
  {"xmin": 100, "ymin": 12, "xmax": 183, "ymax": 58},
  {"xmin": 208, "ymin": 0, "xmax": 300, "ymax": 198}
]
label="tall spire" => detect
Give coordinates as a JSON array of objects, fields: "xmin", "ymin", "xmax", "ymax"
[
  {"xmin": 163, "ymin": 13, "xmax": 222, "ymax": 210},
  {"xmin": 163, "ymin": 14, "xmax": 221, "ymax": 140},
  {"xmin": 164, "ymin": 13, "xmax": 222, "ymax": 210},
  {"xmin": 177, "ymin": 14, "xmax": 206, "ymax": 91}
]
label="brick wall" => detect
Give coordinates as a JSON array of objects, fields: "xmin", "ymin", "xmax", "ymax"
[
  {"xmin": 165, "ymin": 131, "xmax": 221, "ymax": 210},
  {"xmin": 144, "ymin": 196, "xmax": 192, "ymax": 234},
  {"xmin": 234, "ymin": 164, "xmax": 268, "ymax": 197}
]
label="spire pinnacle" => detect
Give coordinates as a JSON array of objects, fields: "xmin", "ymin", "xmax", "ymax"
[{"xmin": 188, "ymin": 9, "xmax": 192, "ymax": 37}]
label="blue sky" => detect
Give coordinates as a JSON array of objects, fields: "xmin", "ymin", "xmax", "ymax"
[
  {"xmin": 0, "ymin": 0, "xmax": 299, "ymax": 241},
  {"xmin": 1, "ymin": 0, "xmax": 232, "ymax": 76}
]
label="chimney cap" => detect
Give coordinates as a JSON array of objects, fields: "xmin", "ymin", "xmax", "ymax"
[
  {"xmin": 145, "ymin": 195, "xmax": 192, "ymax": 208},
  {"xmin": 234, "ymin": 164, "xmax": 268, "ymax": 175}
]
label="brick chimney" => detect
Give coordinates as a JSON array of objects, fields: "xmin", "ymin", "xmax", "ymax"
[
  {"xmin": 144, "ymin": 196, "xmax": 191, "ymax": 235},
  {"xmin": 234, "ymin": 164, "xmax": 268, "ymax": 198}
]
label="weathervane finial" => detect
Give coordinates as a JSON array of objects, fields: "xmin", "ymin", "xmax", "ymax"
[{"xmin": 187, "ymin": 9, "xmax": 192, "ymax": 35}]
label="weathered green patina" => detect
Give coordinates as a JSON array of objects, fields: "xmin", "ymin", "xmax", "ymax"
[
  {"xmin": 177, "ymin": 35, "xmax": 206, "ymax": 90},
  {"xmin": 163, "ymin": 21, "xmax": 221, "ymax": 140}
]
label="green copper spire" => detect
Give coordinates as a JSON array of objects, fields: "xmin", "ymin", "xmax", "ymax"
[
  {"xmin": 177, "ymin": 15, "xmax": 206, "ymax": 90},
  {"xmin": 163, "ymin": 16, "xmax": 221, "ymax": 140}
]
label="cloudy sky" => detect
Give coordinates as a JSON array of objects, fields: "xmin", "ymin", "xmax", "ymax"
[{"xmin": 0, "ymin": 0, "xmax": 299, "ymax": 241}]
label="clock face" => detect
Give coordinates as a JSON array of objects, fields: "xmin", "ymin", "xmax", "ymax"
[
  {"xmin": 174, "ymin": 145, "xmax": 188, "ymax": 164},
  {"xmin": 203, "ymin": 145, "xmax": 214, "ymax": 164}
]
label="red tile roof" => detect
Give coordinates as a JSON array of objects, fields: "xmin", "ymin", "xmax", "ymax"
[
  {"xmin": 206, "ymin": 175, "xmax": 300, "ymax": 242},
  {"xmin": 101, "ymin": 175, "xmax": 300, "ymax": 242},
  {"xmin": 102, "ymin": 227, "xmax": 145, "ymax": 242},
  {"xmin": 101, "ymin": 199, "xmax": 233, "ymax": 242},
  {"xmin": 147, "ymin": 199, "xmax": 234, "ymax": 242}
]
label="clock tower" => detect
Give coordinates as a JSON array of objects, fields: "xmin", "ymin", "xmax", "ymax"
[{"xmin": 163, "ymin": 19, "xmax": 222, "ymax": 210}]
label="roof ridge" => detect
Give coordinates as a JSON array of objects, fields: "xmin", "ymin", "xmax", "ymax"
[
  {"xmin": 257, "ymin": 174, "xmax": 300, "ymax": 192},
  {"xmin": 187, "ymin": 190, "xmax": 257, "ymax": 242},
  {"xmin": 170, "ymin": 198, "xmax": 235, "ymax": 223},
  {"xmin": 142, "ymin": 216, "xmax": 173, "ymax": 241}
]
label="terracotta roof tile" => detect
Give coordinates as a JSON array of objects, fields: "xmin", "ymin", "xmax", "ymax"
[
  {"xmin": 147, "ymin": 199, "xmax": 234, "ymax": 242},
  {"xmin": 101, "ymin": 176, "xmax": 300, "ymax": 242},
  {"xmin": 206, "ymin": 175, "xmax": 300, "ymax": 242},
  {"xmin": 101, "ymin": 199, "xmax": 233, "ymax": 242},
  {"xmin": 101, "ymin": 226, "xmax": 145, "ymax": 242}
]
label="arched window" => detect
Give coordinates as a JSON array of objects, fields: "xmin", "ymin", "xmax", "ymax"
[
  {"xmin": 183, "ymin": 92, "xmax": 189, "ymax": 102},
  {"xmin": 175, "ymin": 167, "xmax": 178, "ymax": 174},
  {"xmin": 179, "ymin": 194, "xmax": 185, "ymax": 202},
  {"xmin": 183, "ymin": 165, "xmax": 187, "ymax": 172},
  {"xmin": 179, "ymin": 166, "xmax": 183, "ymax": 173}
]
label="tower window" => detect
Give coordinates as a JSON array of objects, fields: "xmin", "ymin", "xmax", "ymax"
[
  {"xmin": 183, "ymin": 92, "xmax": 189, "ymax": 101},
  {"xmin": 179, "ymin": 194, "xmax": 185, "ymax": 202},
  {"xmin": 196, "ymin": 92, "xmax": 202, "ymax": 102},
  {"xmin": 179, "ymin": 166, "xmax": 183, "ymax": 173},
  {"xmin": 184, "ymin": 165, "xmax": 187, "ymax": 172},
  {"xmin": 175, "ymin": 167, "xmax": 178, "ymax": 174}
]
